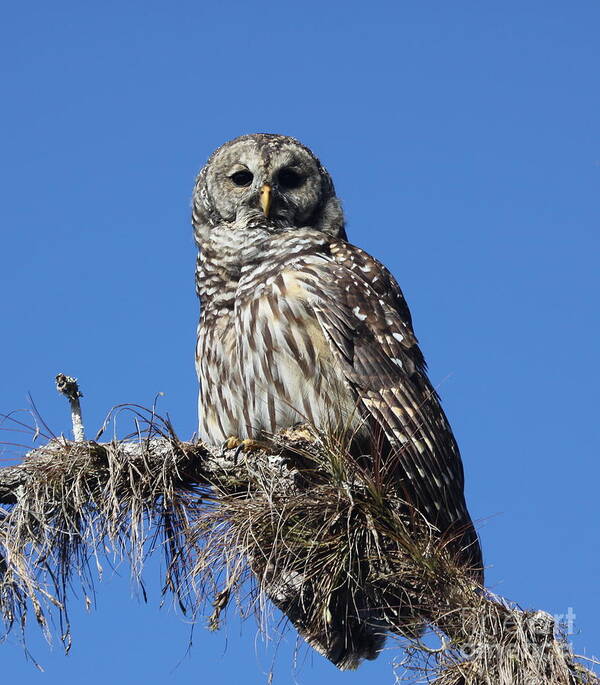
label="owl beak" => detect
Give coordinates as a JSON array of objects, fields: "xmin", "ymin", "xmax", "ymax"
[{"xmin": 259, "ymin": 184, "xmax": 272, "ymax": 217}]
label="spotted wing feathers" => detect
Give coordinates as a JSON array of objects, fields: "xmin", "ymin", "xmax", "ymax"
[{"xmin": 297, "ymin": 241, "xmax": 482, "ymax": 574}]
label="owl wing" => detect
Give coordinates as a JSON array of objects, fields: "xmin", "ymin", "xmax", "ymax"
[{"xmin": 294, "ymin": 240, "xmax": 482, "ymax": 575}]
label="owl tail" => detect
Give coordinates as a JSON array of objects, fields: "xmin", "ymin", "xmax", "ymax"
[
  {"xmin": 257, "ymin": 563, "xmax": 426, "ymax": 670},
  {"xmin": 301, "ymin": 618, "xmax": 386, "ymax": 671}
]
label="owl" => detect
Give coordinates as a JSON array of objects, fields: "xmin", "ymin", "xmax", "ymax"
[{"xmin": 192, "ymin": 134, "xmax": 483, "ymax": 668}]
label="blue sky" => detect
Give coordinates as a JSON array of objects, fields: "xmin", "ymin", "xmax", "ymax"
[{"xmin": 1, "ymin": 1, "xmax": 599, "ymax": 682}]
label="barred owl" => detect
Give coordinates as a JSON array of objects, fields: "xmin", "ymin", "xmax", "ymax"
[{"xmin": 192, "ymin": 134, "xmax": 482, "ymax": 668}]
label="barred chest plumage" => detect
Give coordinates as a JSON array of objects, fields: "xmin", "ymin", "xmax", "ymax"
[{"xmin": 196, "ymin": 230, "xmax": 357, "ymax": 444}]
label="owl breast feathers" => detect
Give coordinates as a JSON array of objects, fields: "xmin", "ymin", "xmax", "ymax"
[{"xmin": 193, "ymin": 133, "xmax": 483, "ymax": 669}]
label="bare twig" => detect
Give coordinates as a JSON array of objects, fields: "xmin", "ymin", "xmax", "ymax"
[{"xmin": 55, "ymin": 373, "xmax": 85, "ymax": 442}]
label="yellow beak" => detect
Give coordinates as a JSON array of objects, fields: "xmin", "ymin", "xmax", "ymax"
[{"xmin": 259, "ymin": 184, "xmax": 272, "ymax": 217}]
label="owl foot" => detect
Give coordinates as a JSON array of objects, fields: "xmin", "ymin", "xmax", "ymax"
[{"xmin": 222, "ymin": 436, "xmax": 269, "ymax": 462}]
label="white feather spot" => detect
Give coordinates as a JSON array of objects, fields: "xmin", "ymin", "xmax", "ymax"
[
  {"xmin": 391, "ymin": 358, "xmax": 403, "ymax": 368},
  {"xmin": 392, "ymin": 332, "xmax": 404, "ymax": 342},
  {"xmin": 352, "ymin": 306, "xmax": 367, "ymax": 321},
  {"xmin": 413, "ymin": 439, "xmax": 426, "ymax": 454}
]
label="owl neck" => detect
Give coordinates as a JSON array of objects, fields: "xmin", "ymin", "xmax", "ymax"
[
  {"xmin": 195, "ymin": 224, "xmax": 331, "ymax": 308},
  {"xmin": 196, "ymin": 224, "xmax": 272, "ymax": 308}
]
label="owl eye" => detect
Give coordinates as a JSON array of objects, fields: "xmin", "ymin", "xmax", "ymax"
[
  {"xmin": 230, "ymin": 170, "xmax": 253, "ymax": 187},
  {"xmin": 278, "ymin": 168, "xmax": 304, "ymax": 189}
]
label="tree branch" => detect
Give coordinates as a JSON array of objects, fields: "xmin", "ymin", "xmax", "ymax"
[
  {"xmin": 0, "ymin": 437, "xmax": 205, "ymax": 506},
  {"xmin": 0, "ymin": 394, "xmax": 597, "ymax": 682}
]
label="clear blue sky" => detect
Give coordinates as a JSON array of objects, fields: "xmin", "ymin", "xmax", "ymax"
[{"xmin": 1, "ymin": 1, "xmax": 599, "ymax": 682}]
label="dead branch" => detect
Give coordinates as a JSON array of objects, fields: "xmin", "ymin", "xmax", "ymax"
[
  {"xmin": 0, "ymin": 397, "xmax": 597, "ymax": 683},
  {"xmin": 55, "ymin": 374, "xmax": 85, "ymax": 442}
]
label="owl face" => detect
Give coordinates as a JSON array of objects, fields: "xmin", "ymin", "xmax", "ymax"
[{"xmin": 193, "ymin": 134, "xmax": 346, "ymax": 245}]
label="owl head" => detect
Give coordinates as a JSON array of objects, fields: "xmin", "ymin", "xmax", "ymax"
[{"xmin": 192, "ymin": 134, "xmax": 346, "ymax": 246}]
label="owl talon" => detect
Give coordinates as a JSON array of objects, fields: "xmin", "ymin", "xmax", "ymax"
[
  {"xmin": 223, "ymin": 436, "xmax": 242, "ymax": 452},
  {"xmin": 234, "ymin": 442, "xmax": 249, "ymax": 464},
  {"xmin": 222, "ymin": 436, "xmax": 268, "ymax": 462}
]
